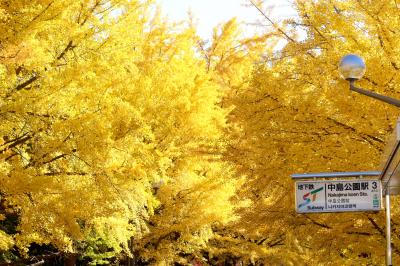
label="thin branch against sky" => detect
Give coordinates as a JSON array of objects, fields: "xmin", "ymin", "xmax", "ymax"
[{"xmin": 157, "ymin": 0, "xmax": 297, "ymax": 39}]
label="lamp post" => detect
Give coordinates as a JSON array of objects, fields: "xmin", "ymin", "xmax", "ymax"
[
  {"xmin": 339, "ymin": 54, "xmax": 400, "ymax": 107},
  {"xmin": 339, "ymin": 54, "xmax": 396, "ymax": 266}
]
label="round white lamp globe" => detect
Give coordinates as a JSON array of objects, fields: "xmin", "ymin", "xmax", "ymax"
[{"xmin": 339, "ymin": 54, "xmax": 366, "ymax": 80}]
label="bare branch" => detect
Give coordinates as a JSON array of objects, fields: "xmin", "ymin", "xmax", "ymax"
[
  {"xmin": 248, "ymin": 0, "xmax": 296, "ymax": 43},
  {"xmin": 15, "ymin": 76, "xmax": 38, "ymax": 91}
]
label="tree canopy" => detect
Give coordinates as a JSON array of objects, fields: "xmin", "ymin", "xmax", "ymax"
[{"xmin": 0, "ymin": 0, "xmax": 399, "ymax": 265}]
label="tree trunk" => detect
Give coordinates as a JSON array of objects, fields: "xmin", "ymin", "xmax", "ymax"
[
  {"xmin": 64, "ymin": 253, "xmax": 78, "ymax": 266},
  {"xmin": 126, "ymin": 237, "xmax": 136, "ymax": 266}
]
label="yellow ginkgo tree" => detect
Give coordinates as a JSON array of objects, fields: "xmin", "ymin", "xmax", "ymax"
[
  {"xmin": 214, "ymin": 0, "xmax": 400, "ymax": 264},
  {"xmin": 0, "ymin": 0, "xmax": 242, "ymax": 264}
]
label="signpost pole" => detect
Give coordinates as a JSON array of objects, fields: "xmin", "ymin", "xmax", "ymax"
[{"xmin": 386, "ymin": 193, "xmax": 392, "ymax": 266}]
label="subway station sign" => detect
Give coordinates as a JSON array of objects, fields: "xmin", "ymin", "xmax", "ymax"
[{"xmin": 295, "ymin": 180, "xmax": 382, "ymax": 213}]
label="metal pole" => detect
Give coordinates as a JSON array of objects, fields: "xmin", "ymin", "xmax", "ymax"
[
  {"xmin": 349, "ymin": 80, "xmax": 400, "ymax": 107},
  {"xmin": 386, "ymin": 192, "xmax": 392, "ymax": 266}
]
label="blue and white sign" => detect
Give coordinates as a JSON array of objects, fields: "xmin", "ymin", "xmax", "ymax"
[{"xmin": 295, "ymin": 180, "xmax": 382, "ymax": 213}]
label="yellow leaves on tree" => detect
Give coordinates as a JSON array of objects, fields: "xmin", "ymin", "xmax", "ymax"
[
  {"xmin": 217, "ymin": 0, "xmax": 400, "ymax": 264},
  {"xmin": 0, "ymin": 0, "xmax": 242, "ymax": 262},
  {"xmin": 2, "ymin": 0, "xmax": 398, "ymax": 264}
]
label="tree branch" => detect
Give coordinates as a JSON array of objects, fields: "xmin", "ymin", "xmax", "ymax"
[
  {"xmin": 304, "ymin": 214, "xmax": 332, "ymax": 229},
  {"xmin": 57, "ymin": 40, "xmax": 75, "ymax": 60},
  {"xmin": 15, "ymin": 76, "xmax": 38, "ymax": 91}
]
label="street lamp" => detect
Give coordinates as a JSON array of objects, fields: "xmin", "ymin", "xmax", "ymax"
[
  {"xmin": 339, "ymin": 53, "xmax": 395, "ymax": 266},
  {"xmin": 339, "ymin": 54, "xmax": 400, "ymax": 107}
]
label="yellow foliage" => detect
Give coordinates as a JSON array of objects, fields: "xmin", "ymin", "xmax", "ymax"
[
  {"xmin": 2, "ymin": 0, "xmax": 399, "ymax": 264},
  {"xmin": 0, "ymin": 230, "xmax": 13, "ymax": 251},
  {"xmin": 217, "ymin": 0, "xmax": 400, "ymax": 264},
  {"xmin": 0, "ymin": 0, "xmax": 241, "ymax": 262}
]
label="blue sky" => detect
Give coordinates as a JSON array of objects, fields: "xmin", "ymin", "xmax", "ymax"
[{"xmin": 157, "ymin": 0, "xmax": 297, "ymax": 39}]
